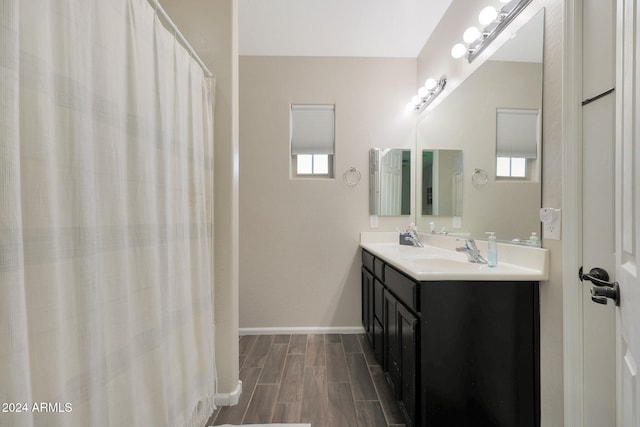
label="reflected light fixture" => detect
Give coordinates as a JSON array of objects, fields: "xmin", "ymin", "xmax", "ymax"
[
  {"xmin": 406, "ymin": 76, "xmax": 447, "ymax": 113},
  {"xmin": 451, "ymin": 0, "xmax": 533, "ymax": 63}
]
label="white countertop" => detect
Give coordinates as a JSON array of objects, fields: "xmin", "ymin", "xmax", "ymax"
[{"xmin": 360, "ymin": 232, "xmax": 549, "ymax": 281}]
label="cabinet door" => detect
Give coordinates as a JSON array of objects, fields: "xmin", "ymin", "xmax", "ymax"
[
  {"xmin": 373, "ymin": 280, "xmax": 385, "ymax": 364},
  {"xmin": 383, "ymin": 290, "xmax": 400, "ymax": 394},
  {"xmin": 361, "ymin": 267, "xmax": 375, "ymax": 346},
  {"xmin": 398, "ymin": 302, "xmax": 418, "ymax": 427}
]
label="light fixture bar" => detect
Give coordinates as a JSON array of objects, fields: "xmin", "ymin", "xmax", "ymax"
[
  {"xmin": 412, "ymin": 76, "xmax": 447, "ymax": 112},
  {"xmin": 466, "ymin": 0, "xmax": 533, "ymax": 63}
]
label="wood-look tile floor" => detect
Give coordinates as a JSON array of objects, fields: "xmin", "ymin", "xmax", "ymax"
[{"xmin": 206, "ymin": 334, "xmax": 406, "ymax": 427}]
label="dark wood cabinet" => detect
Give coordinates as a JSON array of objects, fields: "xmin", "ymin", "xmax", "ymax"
[
  {"xmin": 361, "ymin": 248, "xmax": 540, "ymax": 427},
  {"xmin": 420, "ymin": 280, "xmax": 540, "ymax": 427}
]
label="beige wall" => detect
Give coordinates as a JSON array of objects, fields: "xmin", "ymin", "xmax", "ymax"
[
  {"xmin": 416, "ymin": 60, "xmax": 542, "ymax": 239},
  {"xmin": 417, "ymin": 0, "xmax": 565, "ymax": 424},
  {"xmin": 159, "ymin": 0, "xmax": 240, "ymax": 395},
  {"xmin": 239, "ymin": 56, "xmax": 417, "ymax": 329}
]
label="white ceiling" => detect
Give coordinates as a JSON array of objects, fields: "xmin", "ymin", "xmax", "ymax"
[{"xmin": 238, "ymin": 0, "xmax": 454, "ymax": 57}]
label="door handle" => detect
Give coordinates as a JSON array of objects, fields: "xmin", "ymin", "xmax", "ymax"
[{"xmin": 578, "ymin": 267, "xmax": 620, "ymax": 306}]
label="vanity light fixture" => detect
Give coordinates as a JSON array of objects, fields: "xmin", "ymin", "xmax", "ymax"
[
  {"xmin": 406, "ymin": 76, "xmax": 447, "ymax": 113},
  {"xmin": 478, "ymin": 6, "xmax": 498, "ymax": 26},
  {"xmin": 463, "ymin": 26, "xmax": 482, "ymax": 43},
  {"xmin": 451, "ymin": 0, "xmax": 533, "ymax": 63}
]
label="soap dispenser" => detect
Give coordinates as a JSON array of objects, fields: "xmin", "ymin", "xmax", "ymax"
[
  {"xmin": 485, "ymin": 232, "xmax": 498, "ymax": 267},
  {"xmin": 529, "ymin": 232, "xmax": 539, "ymax": 247}
]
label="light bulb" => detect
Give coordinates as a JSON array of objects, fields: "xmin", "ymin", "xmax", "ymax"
[
  {"xmin": 451, "ymin": 43, "xmax": 467, "ymax": 59},
  {"xmin": 424, "ymin": 78, "xmax": 437, "ymax": 90},
  {"xmin": 411, "ymin": 95, "xmax": 422, "ymax": 106},
  {"xmin": 405, "ymin": 102, "xmax": 416, "ymax": 112},
  {"xmin": 499, "ymin": 0, "xmax": 511, "ymax": 3},
  {"xmin": 463, "ymin": 26, "xmax": 481, "ymax": 43},
  {"xmin": 418, "ymin": 87, "xmax": 429, "ymax": 98},
  {"xmin": 478, "ymin": 6, "xmax": 498, "ymax": 25}
]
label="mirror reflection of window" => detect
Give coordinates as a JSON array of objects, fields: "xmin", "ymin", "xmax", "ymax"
[{"xmin": 495, "ymin": 108, "xmax": 539, "ymax": 179}]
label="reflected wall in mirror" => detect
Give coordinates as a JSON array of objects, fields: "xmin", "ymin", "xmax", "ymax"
[
  {"xmin": 422, "ymin": 150, "xmax": 463, "ymax": 216},
  {"xmin": 370, "ymin": 148, "xmax": 411, "ymax": 216},
  {"xmin": 416, "ymin": 9, "xmax": 544, "ymax": 240}
]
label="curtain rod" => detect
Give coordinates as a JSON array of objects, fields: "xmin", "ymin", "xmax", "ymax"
[{"xmin": 150, "ymin": 0, "xmax": 214, "ymax": 78}]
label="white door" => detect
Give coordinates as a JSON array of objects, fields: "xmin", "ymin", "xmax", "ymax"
[
  {"xmin": 581, "ymin": 0, "xmax": 617, "ymax": 424},
  {"xmin": 614, "ymin": 0, "xmax": 640, "ymax": 423},
  {"xmin": 569, "ymin": 0, "xmax": 639, "ymax": 424}
]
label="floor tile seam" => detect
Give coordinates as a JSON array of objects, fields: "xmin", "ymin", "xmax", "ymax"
[
  {"xmin": 244, "ymin": 335, "xmax": 274, "ymax": 369},
  {"xmin": 265, "ymin": 384, "xmax": 279, "ymax": 425},
  {"xmin": 344, "ymin": 350, "xmax": 362, "ymax": 422},
  {"xmin": 243, "ymin": 383, "xmax": 279, "ymax": 425},
  {"xmin": 239, "ymin": 365, "xmax": 264, "ymax": 424},
  {"xmin": 368, "ymin": 364, "xmax": 397, "ymax": 426},
  {"xmin": 241, "ymin": 334, "xmax": 259, "ymax": 357}
]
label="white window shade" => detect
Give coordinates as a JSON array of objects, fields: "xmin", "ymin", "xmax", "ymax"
[
  {"xmin": 496, "ymin": 108, "xmax": 539, "ymax": 159},
  {"xmin": 291, "ymin": 104, "xmax": 335, "ymax": 155}
]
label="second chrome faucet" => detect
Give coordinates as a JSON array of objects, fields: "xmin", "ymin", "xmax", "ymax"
[{"xmin": 456, "ymin": 238, "xmax": 488, "ymax": 264}]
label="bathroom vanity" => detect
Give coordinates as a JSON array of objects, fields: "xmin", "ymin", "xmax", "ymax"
[{"xmin": 360, "ymin": 233, "xmax": 548, "ymax": 427}]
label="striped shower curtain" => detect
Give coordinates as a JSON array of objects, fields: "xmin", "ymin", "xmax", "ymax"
[{"xmin": 0, "ymin": 0, "xmax": 216, "ymax": 426}]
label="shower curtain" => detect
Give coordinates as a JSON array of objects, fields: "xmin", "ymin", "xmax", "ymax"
[{"xmin": 0, "ymin": 0, "xmax": 216, "ymax": 426}]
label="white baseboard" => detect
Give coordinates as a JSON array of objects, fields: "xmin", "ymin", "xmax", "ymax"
[
  {"xmin": 239, "ymin": 326, "xmax": 365, "ymax": 336},
  {"xmin": 214, "ymin": 380, "xmax": 242, "ymax": 406}
]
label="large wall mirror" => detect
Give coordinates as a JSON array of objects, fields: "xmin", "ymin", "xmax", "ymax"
[
  {"xmin": 370, "ymin": 148, "xmax": 411, "ymax": 216},
  {"xmin": 416, "ymin": 9, "xmax": 544, "ymax": 240}
]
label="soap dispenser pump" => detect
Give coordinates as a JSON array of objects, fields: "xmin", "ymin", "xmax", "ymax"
[{"xmin": 485, "ymin": 232, "xmax": 497, "ymax": 267}]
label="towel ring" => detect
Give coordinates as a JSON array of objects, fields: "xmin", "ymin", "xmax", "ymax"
[
  {"xmin": 343, "ymin": 167, "xmax": 361, "ymax": 186},
  {"xmin": 472, "ymin": 168, "xmax": 489, "ymax": 188}
]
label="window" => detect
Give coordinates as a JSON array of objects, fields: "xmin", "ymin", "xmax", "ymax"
[
  {"xmin": 295, "ymin": 154, "xmax": 330, "ymax": 175},
  {"xmin": 290, "ymin": 104, "xmax": 334, "ymax": 178},
  {"xmin": 496, "ymin": 157, "xmax": 527, "ymax": 178}
]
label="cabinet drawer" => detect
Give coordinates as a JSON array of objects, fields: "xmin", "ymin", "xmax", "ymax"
[
  {"xmin": 362, "ymin": 249, "xmax": 375, "ymax": 272},
  {"xmin": 374, "ymin": 258, "xmax": 385, "ymax": 281},
  {"xmin": 384, "ymin": 265, "xmax": 419, "ymax": 313}
]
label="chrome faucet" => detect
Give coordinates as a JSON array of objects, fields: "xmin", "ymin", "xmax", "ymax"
[
  {"xmin": 406, "ymin": 229, "xmax": 424, "ymax": 248},
  {"xmin": 456, "ymin": 238, "xmax": 488, "ymax": 264}
]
